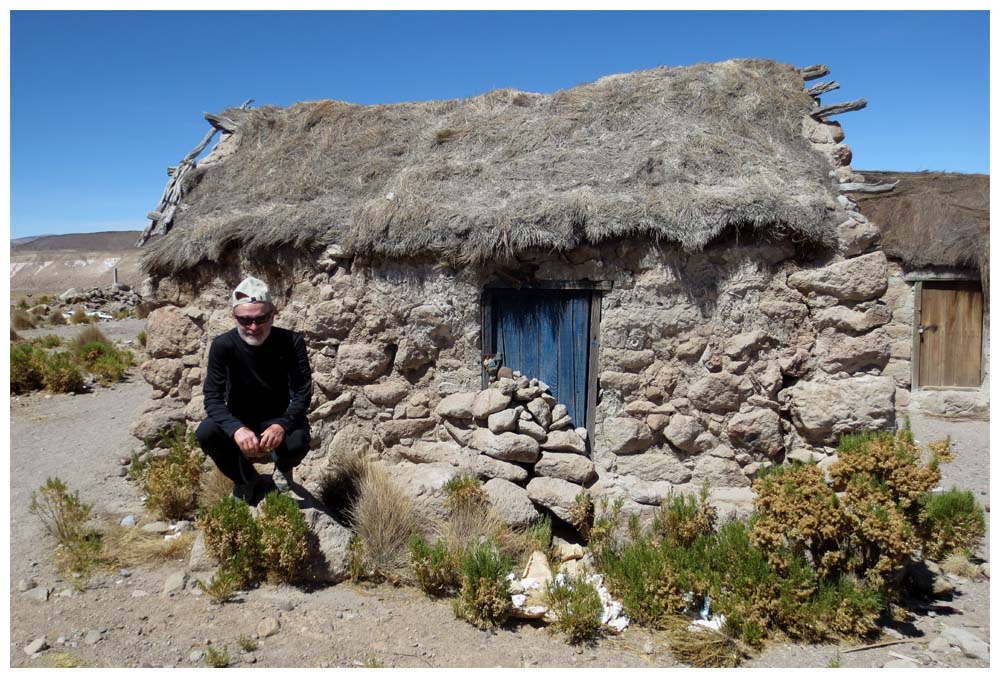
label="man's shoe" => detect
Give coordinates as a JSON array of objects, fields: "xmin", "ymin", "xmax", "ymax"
[
  {"xmin": 273, "ymin": 468, "xmax": 294, "ymax": 493},
  {"xmin": 232, "ymin": 481, "xmax": 255, "ymax": 502}
]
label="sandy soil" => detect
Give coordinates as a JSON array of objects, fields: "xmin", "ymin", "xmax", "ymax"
[{"xmin": 7, "ymin": 321, "xmax": 991, "ymax": 668}]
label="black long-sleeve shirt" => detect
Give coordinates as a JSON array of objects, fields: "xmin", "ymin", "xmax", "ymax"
[{"xmin": 203, "ymin": 327, "xmax": 313, "ymax": 437}]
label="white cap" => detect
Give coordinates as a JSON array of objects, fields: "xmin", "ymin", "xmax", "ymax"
[{"xmin": 231, "ymin": 276, "xmax": 272, "ymax": 308}]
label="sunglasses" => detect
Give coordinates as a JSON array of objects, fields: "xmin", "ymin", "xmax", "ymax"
[{"xmin": 234, "ymin": 312, "xmax": 273, "ymax": 327}]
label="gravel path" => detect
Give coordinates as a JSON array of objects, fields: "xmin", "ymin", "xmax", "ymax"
[{"xmin": 7, "ymin": 321, "xmax": 991, "ymax": 667}]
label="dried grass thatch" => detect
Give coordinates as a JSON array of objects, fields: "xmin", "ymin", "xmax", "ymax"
[
  {"xmin": 141, "ymin": 59, "xmax": 842, "ymax": 275},
  {"xmin": 854, "ymin": 171, "xmax": 989, "ymax": 279}
]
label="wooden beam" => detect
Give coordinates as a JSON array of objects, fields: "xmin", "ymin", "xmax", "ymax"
[
  {"xmin": 806, "ymin": 80, "xmax": 840, "ymax": 96},
  {"xmin": 838, "ymin": 181, "xmax": 899, "ymax": 193},
  {"xmin": 798, "ymin": 65, "xmax": 830, "ymax": 81},
  {"xmin": 812, "ymin": 98, "xmax": 867, "ymax": 118},
  {"xmin": 205, "ymin": 112, "xmax": 239, "ymax": 133},
  {"xmin": 240, "ymin": 97, "xmax": 255, "ymax": 109}
]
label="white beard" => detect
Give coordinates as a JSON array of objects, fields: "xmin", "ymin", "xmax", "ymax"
[{"xmin": 237, "ymin": 325, "xmax": 271, "ymax": 346}]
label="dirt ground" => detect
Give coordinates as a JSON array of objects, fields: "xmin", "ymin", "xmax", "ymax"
[{"xmin": 7, "ymin": 320, "xmax": 991, "ymax": 668}]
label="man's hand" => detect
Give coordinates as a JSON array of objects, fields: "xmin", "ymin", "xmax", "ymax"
[
  {"xmin": 259, "ymin": 424, "xmax": 286, "ymax": 452},
  {"xmin": 234, "ymin": 427, "xmax": 260, "ymax": 454}
]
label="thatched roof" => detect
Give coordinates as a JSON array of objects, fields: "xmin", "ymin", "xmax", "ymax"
[
  {"xmin": 853, "ymin": 171, "xmax": 989, "ymax": 275},
  {"xmin": 142, "ymin": 58, "xmax": 845, "ymax": 275}
]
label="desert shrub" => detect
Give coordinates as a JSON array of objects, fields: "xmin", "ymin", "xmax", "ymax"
[
  {"xmin": 134, "ymin": 301, "xmax": 154, "ymax": 319},
  {"xmin": 10, "ymin": 342, "xmax": 45, "ymax": 393},
  {"xmin": 16, "ymin": 297, "xmax": 29, "ymax": 310},
  {"xmin": 238, "ymin": 635, "xmax": 258, "ymax": 652},
  {"xmin": 258, "ymin": 490, "xmax": 309, "ymax": 583},
  {"xmin": 940, "ymin": 552, "xmax": 982, "ymax": 579},
  {"xmin": 31, "ymin": 334, "xmax": 62, "ymax": 348},
  {"xmin": 47, "ymin": 310, "xmax": 67, "ymax": 325},
  {"xmin": 597, "ymin": 535, "xmax": 689, "ymax": 627},
  {"xmin": 319, "ymin": 452, "xmax": 369, "ymax": 523},
  {"xmin": 204, "ymin": 645, "xmax": 229, "ymax": 668},
  {"xmin": 443, "ymin": 474, "xmax": 487, "ymax": 512},
  {"xmin": 88, "ymin": 349, "xmax": 133, "ymax": 384},
  {"xmin": 29, "ymin": 477, "xmax": 102, "ymax": 583},
  {"xmin": 70, "ymin": 308, "xmax": 91, "ymax": 324},
  {"xmin": 524, "ymin": 515, "xmax": 553, "ymax": 554},
  {"xmin": 927, "ymin": 437, "xmax": 956, "ymax": 464},
  {"xmin": 199, "ymin": 466, "xmax": 235, "ymax": 508},
  {"xmin": 544, "ymin": 573, "xmax": 605, "ymax": 643},
  {"xmin": 654, "ymin": 485, "xmax": 717, "ymax": 548},
  {"xmin": 137, "ymin": 329, "xmax": 147, "ymax": 347},
  {"xmin": 831, "ymin": 430, "xmax": 940, "ymax": 513},
  {"xmin": 918, "ymin": 488, "xmax": 986, "ymax": 560},
  {"xmin": 39, "ymin": 352, "xmax": 85, "ymax": 393},
  {"xmin": 346, "ymin": 463, "xmax": 422, "ymax": 581},
  {"xmin": 144, "ymin": 428, "xmax": 205, "ymax": 520},
  {"xmin": 409, "ymin": 534, "xmax": 461, "ymax": 596},
  {"xmin": 568, "ymin": 491, "xmax": 595, "ymax": 538},
  {"xmin": 113, "ymin": 309, "xmax": 132, "ymax": 320},
  {"xmin": 453, "ymin": 539, "xmax": 512, "ymax": 630},
  {"xmin": 72, "ymin": 325, "xmax": 110, "ymax": 349},
  {"xmin": 12, "ymin": 309, "xmax": 35, "ymax": 329},
  {"xmin": 199, "ymin": 496, "xmax": 262, "ymax": 588}
]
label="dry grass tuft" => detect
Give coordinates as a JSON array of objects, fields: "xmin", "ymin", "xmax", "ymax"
[
  {"xmin": 940, "ymin": 552, "xmax": 982, "ymax": 579},
  {"xmin": 347, "ymin": 462, "xmax": 423, "ymax": 581},
  {"xmin": 199, "ymin": 466, "xmax": 235, "ymax": 509},
  {"xmin": 101, "ymin": 526, "xmax": 196, "ymax": 568},
  {"xmin": 664, "ymin": 616, "xmax": 747, "ymax": 668}
]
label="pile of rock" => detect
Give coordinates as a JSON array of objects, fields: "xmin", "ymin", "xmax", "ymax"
[{"xmin": 57, "ymin": 284, "xmax": 145, "ymax": 316}]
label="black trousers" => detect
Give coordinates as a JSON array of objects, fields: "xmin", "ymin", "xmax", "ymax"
[{"xmin": 196, "ymin": 417, "xmax": 310, "ymax": 484}]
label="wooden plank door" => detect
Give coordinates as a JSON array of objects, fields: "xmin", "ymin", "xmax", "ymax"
[
  {"xmin": 488, "ymin": 289, "xmax": 591, "ymax": 427},
  {"xmin": 918, "ymin": 281, "xmax": 984, "ymax": 387}
]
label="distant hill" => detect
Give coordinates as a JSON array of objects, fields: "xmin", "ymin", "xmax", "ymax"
[
  {"xmin": 10, "ymin": 230, "xmax": 146, "ymax": 294},
  {"xmin": 11, "ymin": 230, "xmax": 143, "ymax": 252}
]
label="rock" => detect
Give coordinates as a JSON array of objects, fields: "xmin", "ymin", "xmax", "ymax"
[
  {"xmin": 815, "ymin": 331, "xmax": 890, "ymax": 374},
  {"xmin": 140, "ymin": 358, "xmax": 183, "ymax": 394},
  {"xmin": 384, "ymin": 462, "xmax": 462, "ymax": 519},
  {"xmin": 940, "ymin": 627, "xmax": 989, "ymax": 661},
  {"xmin": 435, "ymin": 392, "xmax": 477, "ymax": 419},
  {"xmin": 526, "ymin": 397, "xmax": 552, "ymax": 428},
  {"xmin": 189, "ymin": 649, "xmax": 205, "ymax": 663},
  {"xmin": 396, "ymin": 440, "xmax": 461, "ymax": 465},
  {"xmin": 309, "ymin": 392, "xmax": 354, "ymax": 421},
  {"xmin": 625, "ymin": 479, "xmax": 677, "ymax": 506},
  {"xmin": 814, "ymin": 305, "xmax": 892, "ymax": 333},
  {"xmin": 516, "ymin": 419, "xmax": 548, "ymax": 442},
  {"xmin": 550, "ymin": 403, "xmax": 568, "ymax": 422},
  {"xmin": 119, "ymin": 515, "xmax": 137, "ymax": 529},
  {"xmin": 84, "ymin": 629, "xmax": 103, "ymax": 646},
  {"xmin": 835, "ymin": 216, "xmax": 881, "ymax": 257},
  {"xmin": 306, "ymin": 299, "xmax": 357, "ymax": 338},
  {"xmin": 511, "ymin": 551, "xmax": 553, "ymax": 619},
  {"xmin": 327, "ymin": 425, "xmax": 373, "ymax": 460},
  {"xmin": 25, "ymin": 586, "xmax": 49, "ymax": 602},
  {"xmin": 692, "ymin": 455, "xmax": 750, "ymax": 488},
  {"xmin": 189, "ymin": 532, "xmax": 216, "ymax": 571},
  {"xmin": 130, "ymin": 397, "xmax": 187, "ymax": 444},
  {"xmin": 615, "ymin": 451, "xmax": 691, "ymax": 484},
  {"xmin": 15, "ymin": 578, "xmax": 34, "ymax": 592},
  {"xmin": 554, "ymin": 539, "xmax": 584, "ymax": 562},
  {"xmin": 646, "ymin": 413, "xmax": 670, "ymax": 432},
  {"xmin": 162, "ymin": 571, "xmax": 188, "ymax": 596},
  {"xmin": 883, "ymin": 660, "xmax": 919, "ymax": 668},
  {"xmin": 144, "ymin": 306, "xmax": 202, "ymax": 359},
  {"xmin": 600, "ymin": 418, "xmax": 654, "ymax": 455},
  {"xmin": 724, "ymin": 330, "xmax": 768, "ymax": 359},
  {"xmin": 23, "ymin": 637, "xmax": 48, "ymax": 655},
  {"xmin": 541, "ymin": 429, "xmax": 587, "ymax": 455},
  {"xmin": 781, "ymin": 375, "xmax": 895, "ymax": 444},
  {"xmin": 363, "ymin": 380, "xmax": 410, "ymax": 406},
  {"xmin": 471, "ymin": 389, "xmax": 512, "ymax": 419},
  {"xmin": 337, "ymin": 344, "xmax": 392, "ymax": 382},
  {"xmin": 726, "ymin": 408, "xmax": 783, "ymax": 456},
  {"xmin": 785, "ymin": 448, "xmax": 824, "ymax": 464},
  {"xmin": 256, "ymin": 617, "xmax": 281, "ymax": 639},
  {"xmin": 549, "ymin": 415, "xmax": 572, "ymax": 430},
  {"xmin": 442, "ymin": 420, "xmax": 473, "ymax": 447},
  {"xmin": 535, "ymin": 451, "xmax": 596, "ymax": 484},
  {"xmin": 687, "ymin": 373, "xmax": 749, "ymax": 413},
  {"xmin": 928, "ymin": 637, "xmax": 953, "ymax": 654},
  {"xmin": 469, "ymin": 429, "xmax": 540, "ymax": 463},
  {"xmin": 470, "ymin": 454, "xmax": 530, "ymax": 484},
  {"xmin": 142, "ymin": 521, "xmax": 172, "ymax": 534},
  {"xmin": 526, "ymin": 477, "xmax": 585, "ymax": 522},
  {"xmin": 599, "ymin": 371, "xmax": 642, "ymax": 394},
  {"xmin": 602, "ymin": 348, "xmax": 656, "ymax": 372},
  {"xmin": 301, "ymin": 507, "xmax": 354, "ymax": 583},
  {"xmin": 786, "ymin": 251, "xmax": 888, "ymax": 302},
  {"xmin": 663, "ymin": 414, "xmax": 703, "ymax": 453},
  {"xmin": 749, "ymin": 360, "xmax": 783, "ymax": 399},
  {"xmin": 376, "ymin": 418, "xmax": 435, "ymax": 445},
  {"xmin": 483, "ymin": 478, "xmax": 539, "ymax": 528},
  {"xmin": 487, "ymin": 409, "xmax": 519, "ymax": 434}
]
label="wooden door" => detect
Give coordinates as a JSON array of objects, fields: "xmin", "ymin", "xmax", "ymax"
[
  {"xmin": 487, "ymin": 289, "xmax": 592, "ymax": 427},
  {"xmin": 918, "ymin": 281, "xmax": 984, "ymax": 387}
]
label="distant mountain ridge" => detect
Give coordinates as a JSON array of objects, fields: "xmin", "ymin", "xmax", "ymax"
[
  {"xmin": 11, "ymin": 230, "xmax": 143, "ymax": 252},
  {"xmin": 10, "ymin": 230, "xmax": 145, "ymax": 293}
]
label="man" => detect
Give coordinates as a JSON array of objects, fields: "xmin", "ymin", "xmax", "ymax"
[{"xmin": 196, "ymin": 276, "xmax": 312, "ymax": 502}]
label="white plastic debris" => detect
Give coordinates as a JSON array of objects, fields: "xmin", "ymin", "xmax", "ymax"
[
  {"xmin": 511, "ymin": 594, "xmax": 527, "ymax": 608},
  {"xmin": 689, "ymin": 615, "xmax": 726, "ymax": 632}
]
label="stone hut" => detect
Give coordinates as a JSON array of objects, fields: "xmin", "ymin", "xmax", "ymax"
[
  {"xmin": 132, "ymin": 59, "xmax": 900, "ymax": 524},
  {"xmin": 853, "ymin": 171, "xmax": 989, "ymax": 419}
]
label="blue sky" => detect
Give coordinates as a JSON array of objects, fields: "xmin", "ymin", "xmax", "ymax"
[{"xmin": 8, "ymin": 9, "xmax": 991, "ymax": 239}]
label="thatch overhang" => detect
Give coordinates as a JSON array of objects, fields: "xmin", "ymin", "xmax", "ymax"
[
  {"xmin": 141, "ymin": 58, "xmax": 846, "ymax": 276},
  {"xmin": 853, "ymin": 171, "xmax": 989, "ymax": 280}
]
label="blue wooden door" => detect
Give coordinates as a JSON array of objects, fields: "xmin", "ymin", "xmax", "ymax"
[{"xmin": 489, "ymin": 289, "xmax": 591, "ymax": 427}]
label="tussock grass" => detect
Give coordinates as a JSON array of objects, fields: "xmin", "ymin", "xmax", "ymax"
[
  {"xmin": 199, "ymin": 466, "xmax": 235, "ymax": 509},
  {"xmin": 101, "ymin": 526, "xmax": 196, "ymax": 567},
  {"xmin": 347, "ymin": 463, "xmax": 422, "ymax": 581},
  {"xmin": 663, "ymin": 616, "xmax": 746, "ymax": 668}
]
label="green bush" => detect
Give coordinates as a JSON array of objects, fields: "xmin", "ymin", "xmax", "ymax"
[
  {"xmin": 144, "ymin": 429, "xmax": 205, "ymax": 520},
  {"xmin": 443, "ymin": 474, "xmax": 487, "ymax": 512},
  {"xmin": 40, "ymin": 352, "xmax": 85, "ymax": 393},
  {"xmin": 137, "ymin": 329, "xmax": 147, "ymax": 347},
  {"xmin": 258, "ymin": 490, "xmax": 310, "ymax": 583},
  {"xmin": 409, "ymin": 534, "xmax": 461, "ymax": 596},
  {"xmin": 544, "ymin": 574, "xmax": 605, "ymax": 644},
  {"xmin": 653, "ymin": 485, "xmax": 717, "ymax": 548},
  {"xmin": 453, "ymin": 539, "xmax": 512, "ymax": 629},
  {"xmin": 89, "ymin": 349, "xmax": 133, "ymax": 384},
  {"xmin": 204, "ymin": 645, "xmax": 229, "ymax": 668},
  {"xmin": 198, "ymin": 496, "xmax": 262, "ymax": 589},
  {"xmin": 29, "ymin": 477, "xmax": 103, "ymax": 584},
  {"xmin": 919, "ymin": 489, "xmax": 986, "ymax": 560},
  {"xmin": 31, "ymin": 334, "xmax": 62, "ymax": 348},
  {"xmin": 10, "ymin": 342, "xmax": 45, "ymax": 393}
]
